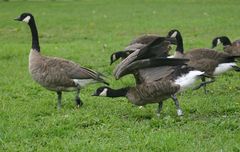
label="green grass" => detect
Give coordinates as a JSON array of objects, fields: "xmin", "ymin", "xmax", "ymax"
[{"xmin": 0, "ymin": 0, "xmax": 240, "ymax": 151}]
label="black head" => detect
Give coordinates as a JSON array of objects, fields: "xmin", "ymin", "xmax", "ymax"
[
  {"xmin": 167, "ymin": 29, "xmax": 181, "ymax": 39},
  {"xmin": 167, "ymin": 29, "xmax": 184, "ymax": 53},
  {"xmin": 14, "ymin": 13, "xmax": 34, "ymax": 24},
  {"xmin": 211, "ymin": 36, "xmax": 232, "ymax": 48},
  {"xmin": 110, "ymin": 51, "xmax": 124, "ymax": 65},
  {"xmin": 92, "ymin": 86, "xmax": 111, "ymax": 97}
]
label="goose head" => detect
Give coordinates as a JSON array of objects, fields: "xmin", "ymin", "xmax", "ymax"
[
  {"xmin": 167, "ymin": 29, "xmax": 181, "ymax": 39},
  {"xmin": 167, "ymin": 29, "xmax": 184, "ymax": 53},
  {"xmin": 14, "ymin": 13, "xmax": 34, "ymax": 24},
  {"xmin": 110, "ymin": 51, "xmax": 125, "ymax": 65},
  {"xmin": 211, "ymin": 36, "xmax": 231, "ymax": 48},
  {"xmin": 92, "ymin": 86, "xmax": 111, "ymax": 97}
]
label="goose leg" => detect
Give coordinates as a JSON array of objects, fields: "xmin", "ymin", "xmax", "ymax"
[
  {"xmin": 193, "ymin": 78, "xmax": 215, "ymax": 94},
  {"xmin": 76, "ymin": 89, "xmax": 83, "ymax": 108},
  {"xmin": 232, "ymin": 65, "xmax": 240, "ymax": 72},
  {"xmin": 57, "ymin": 91, "xmax": 62, "ymax": 109},
  {"xmin": 201, "ymin": 77, "xmax": 207, "ymax": 94},
  {"xmin": 156, "ymin": 101, "xmax": 163, "ymax": 117},
  {"xmin": 201, "ymin": 77, "xmax": 215, "ymax": 94},
  {"xmin": 171, "ymin": 94, "xmax": 183, "ymax": 116}
]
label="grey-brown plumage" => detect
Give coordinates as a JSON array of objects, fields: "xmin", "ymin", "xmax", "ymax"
[
  {"xmin": 94, "ymin": 38, "xmax": 204, "ymax": 116},
  {"xmin": 110, "ymin": 34, "xmax": 173, "ymax": 64},
  {"xmin": 168, "ymin": 30, "xmax": 240, "ymax": 93},
  {"xmin": 128, "ymin": 34, "xmax": 160, "ymax": 45},
  {"xmin": 212, "ymin": 36, "xmax": 240, "ymax": 56},
  {"xmin": 125, "ymin": 80, "xmax": 180, "ymax": 106},
  {"xmin": 94, "ymin": 63, "xmax": 204, "ymax": 116},
  {"xmin": 113, "ymin": 37, "xmax": 177, "ymax": 80},
  {"xmin": 15, "ymin": 13, "xmax": 108, "ymax": 108}
]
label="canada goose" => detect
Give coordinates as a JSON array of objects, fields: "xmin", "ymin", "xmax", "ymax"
[
  {"xmin": 15, "ymin": 13, "xmax": 108, "ymax": 109},
  {"xmin": 167, "ymin": 29, "xmax": 240, "ymax": 93},
  {"xmin": 113, "ymin": 36, "xmax": 177, "ymax": 80},
  {"xmin": 93, "ymin": 57, "xmax": 205, "ymax": 116},
  {"xmin": 110, "ymin": 34, "xmax": 176, "ymax": 65},
  {"xmin": 212, "ymin": 36, "xmax": 240, "ymax": 56}
]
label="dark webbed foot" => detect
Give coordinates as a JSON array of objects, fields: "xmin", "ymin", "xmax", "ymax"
[
  {"xmin": 193, "ymin": 78, "xmax": 215, "ymax": 94},
  {"xmin": 75, "ymin": 89, "xmax": 83, "ymax": 108},
  {"xmin": 76, "ymin": 97, "xmax": 83, "ymax": 108}
]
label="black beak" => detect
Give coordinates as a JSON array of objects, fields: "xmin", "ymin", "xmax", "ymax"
[
  {"xmin": 165, "ymin": 37, "xmax": 177, "ymax": 45},
  {"xmin": 14, "ymin": 16, "xmax": 21, "ymax": 21}
]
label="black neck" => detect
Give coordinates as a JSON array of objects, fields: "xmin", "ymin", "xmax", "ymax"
[
  {"xmin": 28, "ymin": 18, "xmax": 40, "ymax": 52},
  {"xmin": 108, "ymin": 87, "xmax": 129, "ymax": 97},
  {"xmin": 176, "ymin": 34, "xmax": 184, "ymax": 54}
]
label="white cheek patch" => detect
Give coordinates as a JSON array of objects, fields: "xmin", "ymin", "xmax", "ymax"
[
  {"xmin": 23, "ymin": 16, "xmax": 31, "ymax": 23},
  {"xmin": 217, "ymin": 38, "xmax": 221, "ymax": 45},
  {"xmin": 171, "ymin": 31, "xmax": 177, "ymax": 38},
  {"xmin": 112, "ymin": 54, "xmax": 116, "ymax": 61},
  {"xmin": 99, "ymin": 88, "xmax": 108, "ymax": 96}
]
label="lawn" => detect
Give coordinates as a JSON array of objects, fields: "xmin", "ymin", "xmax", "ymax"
[{"xmin": 0, "ymin": 0, "xmax": 240, "ymax": 151}]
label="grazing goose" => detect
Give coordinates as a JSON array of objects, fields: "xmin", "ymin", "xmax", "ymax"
[
  {"xmin": 167, "ymin": 29, "xmax": 240, "ymax": 93},
  {"xmin": 93, "ymin": 57, "xmax": 205, "ymax": 116},
  {"xmin": 110, "ymin": 34, "xmax": 176, "ymax": 65},
  {"xmin": 15, "ymin": 13, "xmax": 108, "ymax": 109},
  {"xmin": 212, "ymin": 36, "xmax": 240, "ymax": 56}
]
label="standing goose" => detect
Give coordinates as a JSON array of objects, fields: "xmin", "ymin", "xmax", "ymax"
[
  {"xmin": 93, "ymin": 57, "xmax": 205, "ymax": 116},
  {"xmin": 15, "ymin": 13, "xmax": 108, "ymax": 109},
  {"xmin": 110, "ymin": 34, "xmax": 176, "ymax": 65},
  {"xmin": 167, "ymin": 29, "xmax": 240, "ymax": 93},
  {"xmin": 212, "ymin": 36, "xmax": 240, "ymax": 56}
]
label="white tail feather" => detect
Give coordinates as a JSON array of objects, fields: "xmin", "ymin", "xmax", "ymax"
[
  {"xmin": 213, "ymin": 63, "xmax": 236, "ymax": 75},
  {"xmin": 175, "ymin": 70, "xmax": 204, "ymax": 91}
]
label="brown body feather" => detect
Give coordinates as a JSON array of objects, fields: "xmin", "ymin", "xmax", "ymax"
[
  {"xmin": 127, "ymin": 80, "xmax": 179, "ymax": 106},
  {"xmin": 224, "ymin": 40, "xmax": 240, "ymax": 56},
  {"xmin": 29, "ymin": 49, "xmax": 106, "ymax": 92}
]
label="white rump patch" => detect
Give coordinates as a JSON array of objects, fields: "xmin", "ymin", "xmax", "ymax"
[
  {"xmin": 213, "ymin": 63, "xmax": 236, "ymax": 75},
  {"xmin": 23, "ymin": 16, "xmax": 31, "ymax": 23},
  {"xmin": 175, "ymin": 70, "xmax": 204, "ymax": 91},
  {"xmin": 73, "ymin": 79, "xmax": 96, "ymax": 87},
  {"xmin": 99, "ymin": 88, "xmax": 108, "ymax": 96},
  {"xmin": 171, "ymin": 31, "xmax": 178, "ymax": 38}
]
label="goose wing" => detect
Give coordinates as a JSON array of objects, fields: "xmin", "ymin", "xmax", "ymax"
[
  {"xmin": 187, "ymin": 48, "xmax": 240, "ymax": 64},
  {"xmin": 113, "ymin": 37, "xmax": 176, "ymax": 79},
  {"xmin": 137, "ymin": 66, "xmax": 176, "ymax": 83},
  {"xmin": 186, "ymin": 48, "xmax": 231, "ymax": 61},
  {"xmin": 114, "ymin": 57, "xmax": 189, "ymax": 80},
  {"xmin": 45, "ymin": 57, "xmax": 108, "ymax": 85},
  {"xmin": 129, "ymin": 34, "xmax": 160, "ymax": 45},
  {"xmin": 224, "ymin": 40, "xmax": 240, "ymax": 56},
  {"xmin": 134, "ymin": 80, "xmax": 180, "ymax": 101}
]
